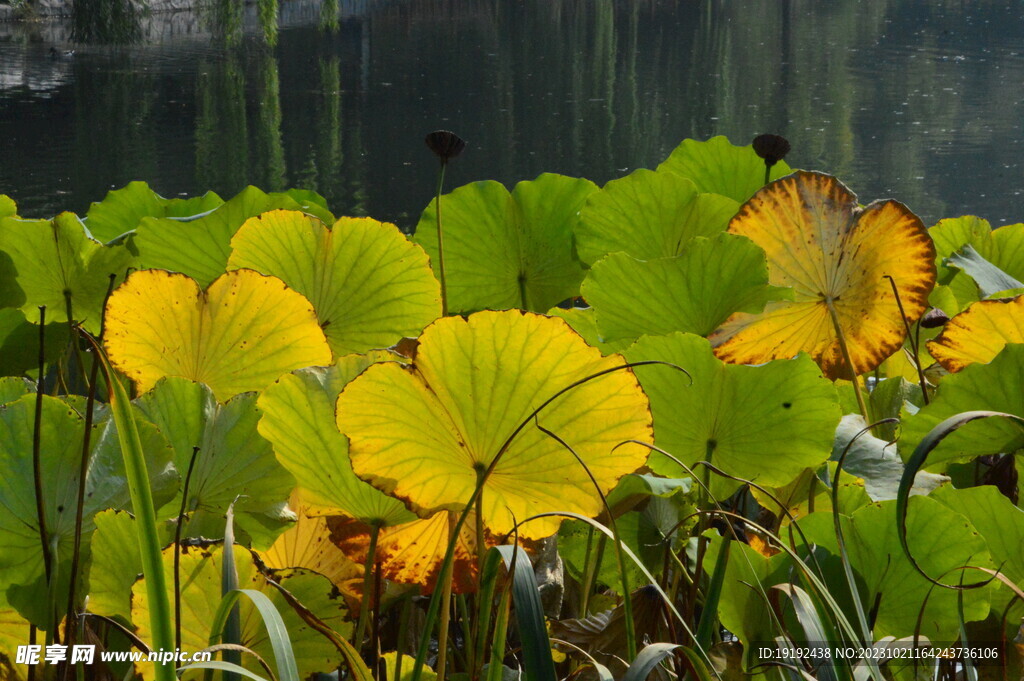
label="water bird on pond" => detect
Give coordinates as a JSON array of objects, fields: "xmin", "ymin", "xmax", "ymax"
[{"xmin": 48, "ymin": 47, "xmax": 76, "ymax": 59}]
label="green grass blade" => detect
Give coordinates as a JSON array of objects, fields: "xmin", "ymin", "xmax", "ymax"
[
  {"xmin": 622, "ymin": 643, "xmax": 680, "ymax": 681},
  {"xmin": 176, "ymin": 660, "xmax": 271, "ymax": 681},
  {"xmin": 222, "ymin": 503, "xmax": 242, "ymax": 681},
  {"xmin": 695, "ymin": 537, "xmax": 730, "ymax": 649},
  {"xmin": 772, "ymin": 585, "xmax": 839, "ymax": 681},
  {"xmin": 204, "ymin": 588, "xmax": 300, "ymax": 681},
  {"xmin": 495, "ymin": 545, "xmax": 556, "ymax": 681},
  {"xmin": 897, "ymin": 410, "xmax": 1023, "ymax": 589},
  {"xmin": 95, "ymin": 347, "xmax": 176, "ymax": 681}
]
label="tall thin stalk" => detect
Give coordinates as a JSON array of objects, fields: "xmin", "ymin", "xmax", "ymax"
[
  {"xmin": 32, "ymin": 307, "xmax": 53, "ymax": 607},
  {"xmin": 424, "ymin": 130, "xmax": 466, "ymax": 317},
  {"xmin": 174, "ymin": 446, "xmax": 201, "ymax": 650},
  {"xmin": 884, "ymin": 275, "xmax": 930, "ymax": 405},
  {"xmin": 824, "ymin": 297, "xmax": 871, "ymax": 425},
  {"xmin": 64, "ymin": 275, "xmax": 115, "ymax": 666},
  {"xmin": 353, "ymin": 521, "xmax": 381, "ymax": 651},
  {"xmin": 82, "ymin": 334, "xmax": 176, "ymax": 681}
]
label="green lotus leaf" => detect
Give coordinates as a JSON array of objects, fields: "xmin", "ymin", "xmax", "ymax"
[
  {"xmin": 656, "ymin": 135, "xmax": 792, "ymax": 203},
  {"xmin": 0, "ymin": 212, "xmax": 135, "ymax": 333},
  {"xmin": 228, "ymin": 210, "xmax": 441, "ymax": 356},
  {"xmin": 0, "ymin": 394, "xmax": 176, "ymax": 626},
  {"xmin": 85, "ymin": 181, "xmax": 224, "ymax": 243},
  {"xmin": 932, "ymin": 485, "xmax": 1024, "ymax": 618},
  {"xmin": 132, "ymin": 544, "xmax": 349, "ymax": 680},
  {"xmin": 929, "ymin": 216, "xmax": 1024, "ymax": 311},
  {"xmin": 135, "ymin": 186, "xmax": 334, "ymax": 287},
  {"xmin": 868, "ymin": 377, "xmax": 923, "ymax": 441},
  {"xmin": 88, "ymin": 510, "xmax": 145, "ymax": 622},
  {"xmin": 134, "ymin": 377, "xmax": 296, "ymax": 548},
  {"xmin": 582, "ymin": 233, "xmax": 780, "ymax": 342},
  {"xmin": 625, "ymin": 333, "xmax": 840, "ymax": 498},
  {"xmin": 0, "ymin": 377, "xmax": 32, "ymax": 406},
  {"xmin": 833, "ymin": 415, "xmax": 948, "ymax": 501},
  {"xmin": 0, "ymin": 309, "xmax": 70, "ymax": 378},
  {"xmin": 574, "ymin": 168, "xmax": 738, "ymax": 265},
  {"xmin": 748, "ymin": 464, "xmax": 871, "ymax": 526},
  {"xmin": 414, "ymin": 173, "xmax": 598, "ymax": 313},
  {"xmin": 336, "ymin": 309, "xmax": 654, "ymax": 540},
  {"xmin": 703, "ymin": 535, "xmax": 791, "ymax": 672},
  {"xmin": 546, "ymin": 306, "xmax": 632, "ymax": 355},
  {"xmin": 257, "ymin": 353, "xmax": 418, "ymax": 527},
  {"xmin": 0, "ymin": 196, "xmax": 16, "ymax": 220},
  {"xmin": 948, "ymin": 244, "xmax": 1024, "ymax": 298},
  {"xmin": 558, "ymin": 511, "xmax": 665, "ymax": 591},
  {"xmin": 900, "ymin": 344, "xmax": 1024, "ymax": 469},
  {"xmin": 798, "ymin": 496, "xmax": 992, "ymax": 640}
]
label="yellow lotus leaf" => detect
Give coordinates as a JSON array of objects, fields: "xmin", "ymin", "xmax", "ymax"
[
  {"xmin": 712, "ymin": 171, "xmax": 936, "ymax": 379},
  {"xmin": 335, "ymin": 309, "xmax": 653, "ymax": 540},
  {"xmin": 104, "ymin": 268, "xmax": 331, "ymax": 400},
  {"xmin": 927, "ymin": 295, "xmax": 1024, "ymax": 371},
  {"xmin": 328, "ymin": 511, "xmax": 482, "ymax": 594}
]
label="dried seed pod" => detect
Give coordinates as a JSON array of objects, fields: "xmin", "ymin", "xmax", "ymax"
[
  {"xmin": 920, "ymin": 307, "xmax": 950, "ymax": 328},
  {"xmin": 752, "ymin": 133, "xmax": 791, "ymax": 167},
  {"xmin": 425, "ymin": 130, "xmax": 466, "ymax": 163}
]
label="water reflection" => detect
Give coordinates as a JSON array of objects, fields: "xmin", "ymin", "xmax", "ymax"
[{"xmin": 0, "ymin": 0, "xmax": 1022, "ymax": 229}]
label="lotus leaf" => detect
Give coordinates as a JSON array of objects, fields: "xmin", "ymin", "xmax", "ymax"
[
  {"xmin": 0, "ymin": 394, "xmax": 175, "ymax": 626},
  {"xmin": 712, "ymin": 171, "xmax": 936, "ymax": 380},
  {"xmin": 798, "ymin": 497, "xmax": 992, "ymax": 640},
  {"xmin": 546, "ymin": 306, "xmax": 632, "ymax": 355},
  {"xmin": 625, "ymin": 333, "xmax": 840, "ymax": 498},
  {"xmin": 0, "ymin": 595, "xmax": 29, "ymax": 681},
  {"xmin": 932, "ymin": 485, "xmax": 1024, "ymax": 617},
  {"xmin": 582, "ymin": 233, "xmax": 780, "ymax": 342},
  {"xmin": 0, "ymin": 309, "xmax": 70, "ymax": 378},
  {"xmin": 328, "ymin": 510, "xmax": 481, "ymax": 593},
  {"xmin": 414, "ymin": 173, "xmax": 598, "ymax": 313},
  {"xmin": 0, "ymin": 195, "xmax": 16, "ymax": 219},
  {"xmin": 104, "ymin": 268, "xmax": 331, "ymax": 400},
  {"xmin": 901, "ymin": 344, "xmax": 1024, "ymax": 469},
  {"xmin": 574, "ymin": 168, "xmax": 738, "ymax": 265},
  {"xmin": 134, "ymin": 377, "xmax": 296, "ymax": 548},
  {"xmin": 948, "ymin": 245, "xmax": 1024, "ymax": 298},
  {"xmin": 135, "ymin": 185, "xmax": 334, "ymax": 287},
  {"xmin": 228, "ymin": 209, "xmax": 440, "ymax": 356},
  {"xmin": 701, "ymin": 535, "xmax": 791, "ymax": 671},
  {"xmin": 132, "ymin": 544, "xmax": 349, "ymax": 680},
  {"xmin": 927, "ymin": 295, "xmax": 1024, "ymax": 371},
  {"xmin": 85, "ymin": 181, "xmax": 224, "ymax": 243},
  {"xmin": 257, "ymin": 354, "xmax": 418, "ymax": 527},
  {"xmin": 383, "ymin": 653, "xmax": 437, "ymax": 681},
  {"xmin": 832, "ymin": 415, "xmax": 947, "ymax": 501},
  {"xmin": 0, "ymin": 212, "xmax": 135, "ymax": 333},
  {"xmin": 656, "ymin": 135, "xmax": 792, "ymax": 203},
  {"xmin": 87, "ymin": 510, "xmax": 147, "ymax": 622},
  {"xmin": 335, "ymin": 309, "xmax": 653, "ymax": 539},
  {"xmin": 262, "ymin": 494, "xmax": 364, "ymax": 608},
  {"xmin": 929, "ymin": 216, "xmax": 1024, "ymax": 310}
]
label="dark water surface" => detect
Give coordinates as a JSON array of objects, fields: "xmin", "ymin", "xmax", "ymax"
[{"xmin": 1, "ymin": 0, "xmax": 1023, "ymax": 231}]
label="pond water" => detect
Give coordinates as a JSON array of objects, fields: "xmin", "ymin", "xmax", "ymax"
[{"xmin": 1, "ymin": 0, "xmax": 1022, "ymax": 231}]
